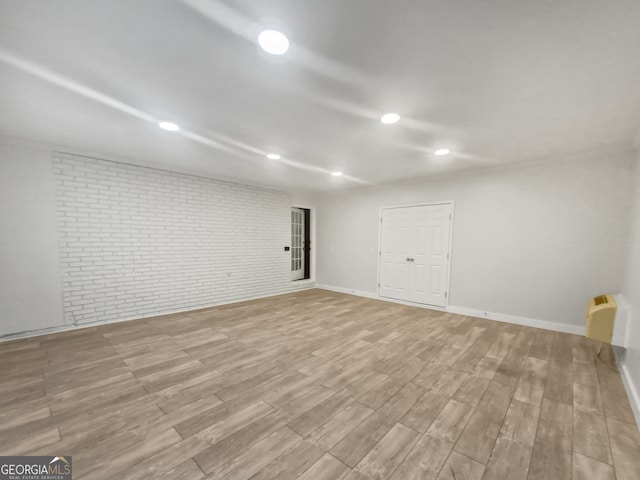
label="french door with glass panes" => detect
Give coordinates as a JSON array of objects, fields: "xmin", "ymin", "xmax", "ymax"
[{"xmin": 291, "ymin": 207, "xmax": 305, "ymax": 280}]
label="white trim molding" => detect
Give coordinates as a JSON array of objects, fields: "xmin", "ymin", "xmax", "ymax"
[
  {"xmin": 317, "ymin": 284, "xmax": 386, "ymax": 302},
  {"xmin": 0, "ymin": 286, "xmax": 315, "ymax": 344},
  {"xmin": 614, "ymin": 347, "xmax": 640, "ymax": 427},
  {"xmin": 447, "ymin": 305, "xmax": 584, "ymax": 336},
  {"xmin": 316, "ymin": 284, "xmax": 585, "ymax": 335}
]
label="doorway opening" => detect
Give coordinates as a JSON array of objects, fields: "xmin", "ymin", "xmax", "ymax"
[{"xmin": 291, "ymin": 207, "xmax": 311, "ymax": 280}]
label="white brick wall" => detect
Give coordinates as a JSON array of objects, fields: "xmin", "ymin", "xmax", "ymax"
[{"xmin": 52, "ymin": 153, "xmax": 295, "ymax": 326}]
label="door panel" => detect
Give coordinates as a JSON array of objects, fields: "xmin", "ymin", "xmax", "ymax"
[
  {"xmin": 395, "ymin": 263, "xmax": 408, "ymax": 292},
  {"xmin": 397, "ymin": 226, "xmax": 409, "ymax": 253},
  {"xmin": 379, "ymin": 203, "xmax": 452, "ymax": 307},
  {"xmin": 379, "ymin": 208, "xmax": 412, "ymax": 301},
  {"xmin": 414, "ymin": 264, "xmax": 426, "ymax": 293},
  {"xmin": 432, "ymin": 225, "xmax": 443, "ymax": 255},
  {"xmin": 415, "ymin": 226, "xmax": 427, "ymax": 255},
  {"xmin": 429, "ymin": 265, "xmax": 442, "ymax": 295},
  {"xmin": 382, "ymin": 261, "xmax": 394, "ymax": 288}
]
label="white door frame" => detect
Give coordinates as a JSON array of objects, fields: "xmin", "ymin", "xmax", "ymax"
[{"xmin": 376, "ymin": 201, "xmax": 455, "ymax": 307}]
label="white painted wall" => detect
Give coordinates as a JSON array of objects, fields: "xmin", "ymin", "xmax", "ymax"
[
  {"xmin": 0, "ymin": 140, "xmax": 65, "ymax": 336},
  {"xmin": 619, "ymin": 149, "xmax": 640, "ymax": 421},
  {"xmin": 315, "ymin": 150, "xmax": 634, "ymax": 330}
]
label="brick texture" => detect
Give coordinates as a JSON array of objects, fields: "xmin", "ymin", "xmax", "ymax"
[{"xmin": 52, "ymin": 153, "xmax": 298, "ymax": 325}]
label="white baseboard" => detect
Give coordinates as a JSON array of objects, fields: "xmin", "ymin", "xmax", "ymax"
[
  {"xmin": 316, "ymin": 284, "xmax": 585, "ymax": 335},
  {"xmin": 290, "ymin": 279, "xmax": 316, "ymax": 291},
  {"xmin": 612, "ymin": 293, "xmax": 631, "ymax": 348},
  {"xmin": 447, "ymin": 306, "xmax": 585, "ymax": 335},
  {"xmin": 0, "ymin": 285, "xmax": 315, "ymax": 343},
  {"xmin": 316, "ymin": 284, "xmax": 380, "ymax": 301},
  {"xmin": 614, "ymin": 348, "xmax": 640, "ymax": 427}
]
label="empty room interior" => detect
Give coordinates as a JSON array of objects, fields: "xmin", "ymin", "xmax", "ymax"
[{"xmin": 2, "ymin": 1, "xmax": 640, "ymax": 479}]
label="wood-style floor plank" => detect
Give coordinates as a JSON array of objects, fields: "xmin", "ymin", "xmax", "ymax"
[
  {"xmin": 389, "ymin": 434, "xmax": 453, "ymax": 480},
  {"xmin": 572, "ymin": 452, "xmax": 615, "ymax": 480},
  {"xmin": 454, "ymin": 380, "xmax": 513, "ymax": 464},
  {"xmin": 573, "ymin": 410, "xmax": 613, "ymax": 464},
  {"xmin": 0, "ymin": 288, "xmax": 638, "ymax": 480},
  {"xmin": 346, "ymin": 423, "xmax": 419, "ymax": 480},
  {"xmin": 437, "ymin": 451, "xmax": 485, "ymax": 480},
  {"xmin": 297, "ymin": 453, "xmax": 350, "ymax": 480},
  {"xmin": 330, "ymin": 412, "xmax": 395, "ymax": 467},
  {"xmin": 606, "ymin": 416, "xmax": 640, "ymax": 480},
  {"xmin": 527, "ymin": 398, "xmax": 572, "ymax": 480}
]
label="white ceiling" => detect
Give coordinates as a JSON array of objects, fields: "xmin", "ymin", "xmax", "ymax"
[{"xmin": 1, "ymin": 0, "xmax": 640, "ymax": 192}]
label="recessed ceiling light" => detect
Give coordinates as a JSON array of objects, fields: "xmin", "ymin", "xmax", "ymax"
[
  {"xmin": 380, "ymin": 113, "xmax": 400, "ymax": 124},
  {"xmin": 266, "ymin": 153, "xmax": 281, "ymax": 160},
  {"xmin": 158, "ymin": 121, "xmax": 179, "ymax": 132},
  {"xmin": 258, "ymin": 29, "xmax": 290, "ymax": 55},
  {"xmin": 331, "ymin": 171, "xmax": 343, "ymax": 177},
  {"xmin": 434, "ymin": 148, "xmax": 450, "ymax": 156}
]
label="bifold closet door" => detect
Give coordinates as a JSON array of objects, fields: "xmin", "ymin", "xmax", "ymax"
[{"xmin": 379, "ymin": 203, "xmax": 452, "ymax": 307}]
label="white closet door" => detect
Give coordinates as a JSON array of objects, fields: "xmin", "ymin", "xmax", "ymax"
[
  {"xmin": 379, "ymin": 203, "xmax": 452, "ymax": 307},
  {"xmin": 408, "ymin": 204, "xmax": 451, "ymax": 306},
  {"xmin": 379, "ymin": 207, "xmax": 412, "ymax": 301}
]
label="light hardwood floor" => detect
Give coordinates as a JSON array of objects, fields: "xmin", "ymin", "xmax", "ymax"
[{"xmin": 1, "ymin": 289, "xmax": 639, "ymax": 480}]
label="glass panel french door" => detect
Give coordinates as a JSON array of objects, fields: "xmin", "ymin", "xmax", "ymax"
[{"xmin": 291, "ymin": 207, "xmax": 305, "ymax": 280}]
